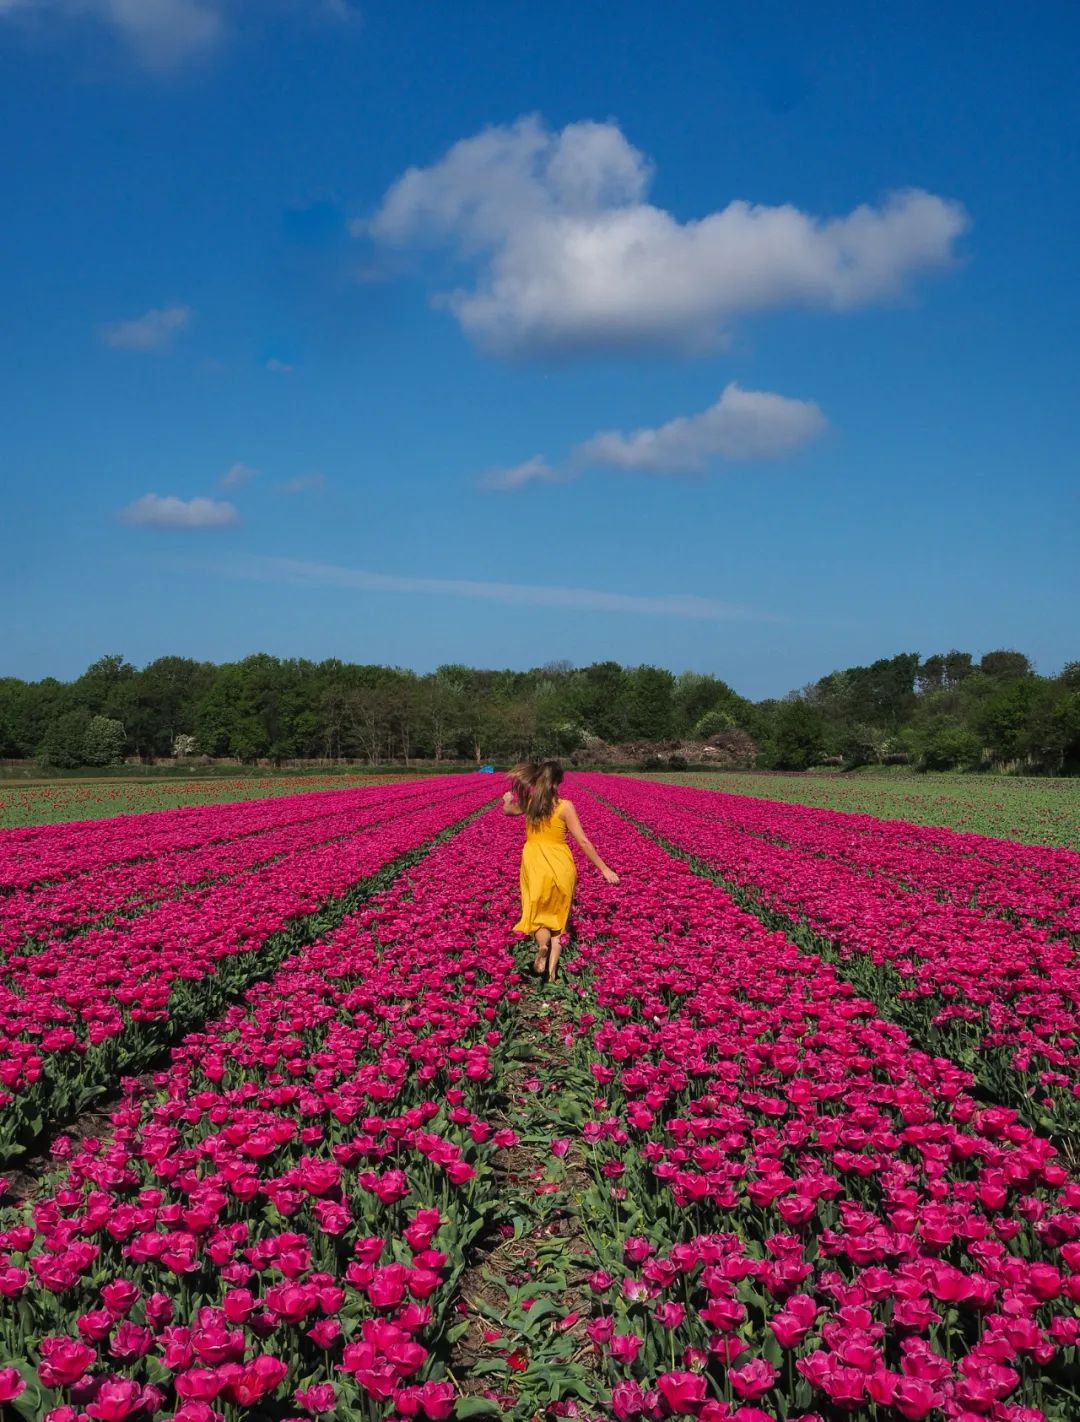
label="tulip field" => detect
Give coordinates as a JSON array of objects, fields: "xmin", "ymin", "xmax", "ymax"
[{"xmin": 2, "ymin": 776, "xmax": 1080, "ymax": 1422}]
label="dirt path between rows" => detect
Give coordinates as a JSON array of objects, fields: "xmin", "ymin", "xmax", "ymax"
[{"xmin": 450, "ymin": 977, "xmax": 602, "ymax": 1417}]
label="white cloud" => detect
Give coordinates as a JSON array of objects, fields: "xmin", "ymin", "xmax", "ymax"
[
  {"xmin": 120, "ymin": 493, "xmax": 238, "ymax": 528},
  {"xmin": 365, "ymin": 115, "xmax": 969, "ymax": 356},
  {"xmin": 485, "ymin": 382, "xmax": 826, "ymax": 490},
  {"xmin": 278, "ymin": 472, "xmax": 325, "ymax": 494},
  {"xmin": 0, "ymin": 0, "xmax": 222, "ymax": 68},
  {"xmin": 97, "ymin": 0, "xmax": 221, "ymax": 68},
  {"xmin": 480, "ymin": 455, "xmax": 566, "ymax": 491},
  {"xmin": 266, "ymin": 358, "xmax": 295, "ymax": 374},
  {"xmin": 1, "ymin": 0, "xmax": 350, "ymax": 68},
  {"xmin": 578, "ymin": 383, "xmax": 826, "ymax": 474},
  {"xmin": 101, "ymin": 304, "xmax": 191, "ymax": 352},
  {"xmin": 220, "ymin": 462, "xmax": 257, "ymax": 488},
  {"xmin": 227, "ymin": 554, "xmax": 779, "ymax": 623}
]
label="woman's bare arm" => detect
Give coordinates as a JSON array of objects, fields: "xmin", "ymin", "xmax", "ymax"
[
  {"xmin": 561, "ymin": 801, "xmax": 619, "ymax": 883},
  {"xmin": 502, "ymin": 790, "xmax": 523, "ymax": 816}
]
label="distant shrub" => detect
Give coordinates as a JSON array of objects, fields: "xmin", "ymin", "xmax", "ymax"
[
  {"xmin": 693, "ymin": 709, "xmax": 735, "ymax": 740},
  {"xmin": 918, "ymin": 722, "xmax": 983, "ymax": 772}
]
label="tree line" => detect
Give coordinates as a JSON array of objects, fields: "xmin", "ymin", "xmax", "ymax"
[{"xmin": 1, "ymin": 648, "xmax": 1077, "ymax": 774}]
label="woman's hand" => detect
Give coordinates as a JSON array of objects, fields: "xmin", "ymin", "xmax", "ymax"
[{"xmin": 601, "ymin": 865, "xmax": 620, "ymax": 885}]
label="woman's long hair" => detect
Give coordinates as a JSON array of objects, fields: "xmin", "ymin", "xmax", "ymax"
[{"xmin": 510, "ymin": 759, "xmax": 564, "ymax": 825}]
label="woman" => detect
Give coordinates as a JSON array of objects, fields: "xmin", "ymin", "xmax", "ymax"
[{"xmin": 502, "ymin": 759, "xmax": 619, "ymax": 982}]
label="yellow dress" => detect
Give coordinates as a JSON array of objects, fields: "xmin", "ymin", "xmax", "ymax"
[{"xmin": 514, "ymin": 798, "xmax": 577, "ymax": 934}]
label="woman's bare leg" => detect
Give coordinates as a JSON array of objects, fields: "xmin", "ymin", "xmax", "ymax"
[
  {"xmin": 533, "ymin": 928, "xmax": 551, "ymax": 975},
  {"xmin": 546, "ymin": 934, "xmax": 562, "ymax": 982}
]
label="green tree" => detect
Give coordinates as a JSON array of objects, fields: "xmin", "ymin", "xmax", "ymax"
[
  {"xmin": 915, "ymin": 720, "xmax": 983, "ymax": 771},
  {"xmin": 125, "ymin": 656, "xmax": 216, "ymax": 758},
  {"xmin": 194, "ymin": 663, "xmax": 270, "ymax": 761},
  {"xmin": 772, "ymin": 699, "xmax": 827, "ymax": 770},
  {"xmin": 626, "ymin": 665, "xmax": 676, "ymax": 740},
  {"xmin": 979, "ymin": 649, "xmax": 1033, "ymax": 681},
  {"xmin": 1, "ymin": 677, "xmax": 73, "ymax": 758},
  {"xmin": 82, "ymin": 715, "xmax": 126, "ymax": 766},
  {"xmin": 840, "ymin": 722, "xmax": 892, "ymax": 766},
  {"xmin": 37, "ymin": 710, "xmax": 91, "ymax": 768},
  {"xmin": 419, "ymin": 674, "xmax": 465, "ymax": 762},
  {"xmin": 918, "ymin": 650, "xmax": 975, "ymax": 693},
  {"xmin": 73, "ymin": 655, "xmax": 136, "ymax": 717},
  {"xmin": 566, "ymin": 662, "xmax": 630, "ymax": 743},
  {"xmin": 673, "ymin": 672, "xmax": 747, "ymax": 736},
  {"xmin": 1053, "ymin": 691, "xmax": 1080, "ymax": 772},
  {"xmin": 693, "ymin": 709, "xmax": 735, "ymax": 740},
  {"xmin": 975, "ymin": 678, "xmax": 1042, "ymax": 763}
]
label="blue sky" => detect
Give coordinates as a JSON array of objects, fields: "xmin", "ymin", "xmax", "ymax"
[{"xmin": 2, "ymin": 0, "xmax": 1077, "ymax": 698}]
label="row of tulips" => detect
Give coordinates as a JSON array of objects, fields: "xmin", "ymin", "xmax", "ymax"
[
  {"xmin": 0, "ymin": 779, "xmax": 495, "ymax": 1164},
  {"xmin": 0, "ymin": 780, "xmax": 421, "ymax": 894},
  {"xmin": 584, "ymin": 776, "xmax": 1080, "ymax": 1135},
  {"xmin": 0, "ymin": 802, "xmax": 529, "ymax": 1421},
  {"xmin": 643, "ymin": 784, "xmax": 1080, "ymax": 937},
  {"xmin": 549, "ymin": 782, "xmax": 1080, "ymax": 1422},
  {"xmin": 1, "ymin": 778, "xmax": 451, "ymax": 953}
]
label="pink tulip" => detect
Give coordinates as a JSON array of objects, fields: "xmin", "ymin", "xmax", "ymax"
[
  {"xmin": 0, "ymin": 1368, "xmax": 26, "ymax": 1403},
  {"xmin": 37, "ymin": 1337, "xmax": 97, "ymax": 1388},
  {"xmin": 657, "ymin": 1370, "xmax": 708, "ymax": 1414},
  {"xmin": 85, "ymin": 1377, "xmax": 145, "ymax": 1421}
]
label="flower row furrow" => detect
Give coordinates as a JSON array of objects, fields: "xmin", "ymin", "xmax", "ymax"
[
  {"xmin": 0, "ymin": 804, "xmax": 528, "ymax": 1422},
  {"xmin": 586, "ymin": 775, "xmax": 1080, "ymax": 1133}
]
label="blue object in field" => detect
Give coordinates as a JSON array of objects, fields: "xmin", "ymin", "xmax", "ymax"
[{"xmin": 478, "ymin": 764, "xmax": 495, "ymax": 773}]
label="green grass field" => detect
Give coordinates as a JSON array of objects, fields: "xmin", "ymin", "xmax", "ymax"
[
  {"xmin": 0, "ymin": 771, "xmax": 397, "ymax": 827},
  {"xmin": 644, "ymin": 769, "xmax": 1080, "ymax": 848}
]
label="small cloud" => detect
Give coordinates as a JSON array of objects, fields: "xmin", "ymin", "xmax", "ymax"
[
  {"xmin": 266, "ymin": 357, "xmax": 295, "ymax": 374},
  {"xmin": 101, "ymin": 304, "xmax": 191, "ymax": 353},
  {"xmin": 98, "ymin": 0, "xmax": 222, "ymax": 69},
  {"xmin": 486, "ymin": 383, "xmax": 826, "ymax": 491},
  {"xmin": 2, "ymin": 1, "xmax": 358, "ymax": 71},
  {"xmin": 577, "ymin": 383, "xmax": 827, "ymax": 474},
  {"xmin": 119, "ymin": 493, "xmax": 238, "ymax": 528},
  {"xmin": 220, "ymin": 462, "xmax": 258, "ymax": 488},
  {"xmin": 278, "ymin": 472, "xmax": 325, "ymax": 494},
  {"xmin": 481, "ymin": 455, "xmax": 569, "ymax": 491},
  {"xmin": 0, "ymin": 0, "xmax": 223, "ymax": 70}
]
